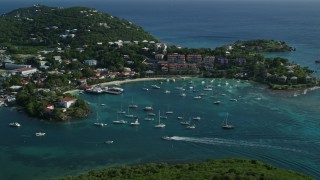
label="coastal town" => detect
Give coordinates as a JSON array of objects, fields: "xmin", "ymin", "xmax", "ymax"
[{"xmin": 0, "ymin": 5, "xmax": 318, "ymax": 121}]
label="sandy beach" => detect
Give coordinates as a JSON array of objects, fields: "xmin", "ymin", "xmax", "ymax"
[{"xmin": 64, "ymin": 77, "xmax": 191, "ymax": 94}]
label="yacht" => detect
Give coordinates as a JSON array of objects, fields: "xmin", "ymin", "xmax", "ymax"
[
  {"xmin": 112, "ymin": 120, "xmax": 127, "ymax": 124},
  {"xmin": 9, "ymin": 122, "xmax": 21, "ymax": 127},
  {"xmin": 104, "ymin": 140, "xmax": 114, "ymax": 144},
  {"xmin": 180, "ymin": 121, "xmax": 190, "ymax": 125},
  {"xmin": 162, "ymin": 136, "xmax": 173, "ymax": 140},
  {"xmin": 144, "ymin": 106, "xmax": 153, "ymax": 111},
  {"xmin": 35, "ymin": 132, "xmax": 46, "ymax": 136},
  {"xmin": 193, "ymin": 117, "xmax": 201, "ymax": 120},
  {"xmin": 151, "ymin": 85, "xmax": 160, "ymax": 89},
  {"xmin": 130, "ymin": 119, "xmax": 140, "ymax": 126},
  {"xmin": 148, "ymin": 112, "xmax": 156, "ymax": 116},
  {"xmin": 186, "ymin": 124, "xmax": 196, "ymax": 129},
  {"xmin": 93, "ymin": 122, "xmax": 107, "ymax": 127},
  {"xmin": 144, "ymin": 117, "xmax": 154, "ymax": 121},
  {"xmin": 213, "ymin": 101, "xmax": 221, "ymax": 104}
]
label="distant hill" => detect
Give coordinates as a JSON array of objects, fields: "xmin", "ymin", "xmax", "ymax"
[{"xmin": 0, "ymin": 5, "xmax": 157, "ymax": 47}]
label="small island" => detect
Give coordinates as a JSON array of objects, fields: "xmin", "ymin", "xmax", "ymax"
[
  {"xmin": 57, "ymin": 158, "xmax": 313, "ymax": 180},
  {"xmin": 0, "ymin": 5, "xmax": 318, "ymax": 121}
]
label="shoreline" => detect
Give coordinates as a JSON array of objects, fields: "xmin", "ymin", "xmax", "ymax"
[{"xmin": 64, "ymin": 77, "xmax": 191, "ymax": 94}]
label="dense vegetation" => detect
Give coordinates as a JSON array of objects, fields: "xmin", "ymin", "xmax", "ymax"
[
  {"xmin": 56, "ymin": 159, "xmax": 313, "ymax": 180},
  {"xmin": 0, "ymin": 5, "xmax": 156, "ymax": 49}
]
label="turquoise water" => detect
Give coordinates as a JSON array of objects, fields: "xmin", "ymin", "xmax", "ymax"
[
  {"xmin": 0, "ymin": 0, "xmax": 320, "ymax": 179},
  {"xmin": 1, "ymin": 78, "xmax": 320, "ymax": 179}
]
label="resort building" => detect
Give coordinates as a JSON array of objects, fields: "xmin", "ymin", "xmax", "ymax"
[
  {"xmin": 155, "ymin": 54, "xmax": 164, "ymax": 60},
  {"xmin": 186, "ymin": 54, "xmax": 202, "ymax": 64},
  {"xmin": 217, "ymin": 57, "xmax": 229, "ymax": 65},
  {"xmin": 167, "ymin": 54, "xmax": 186, "ymax": 64}
]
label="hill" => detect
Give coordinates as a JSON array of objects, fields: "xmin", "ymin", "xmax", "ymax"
[{"xmin": 0, "ymin": 5, "xmax": 157, "ymax": 48}]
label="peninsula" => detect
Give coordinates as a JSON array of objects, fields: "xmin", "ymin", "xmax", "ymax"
[{"xmin": 0, "ymin": 5, "xmax": 317, "ymax": 121}]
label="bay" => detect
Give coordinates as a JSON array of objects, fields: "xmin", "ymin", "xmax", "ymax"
[{"xmin": 0, "ymin": 0, "xmax": 320, "ymax": 179}]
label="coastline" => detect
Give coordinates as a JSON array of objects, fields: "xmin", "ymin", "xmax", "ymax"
[{"xmin": 64, "ymin": 77, "xmax": 191, "ymax": 94}]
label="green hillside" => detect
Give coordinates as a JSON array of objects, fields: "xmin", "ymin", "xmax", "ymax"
[
  {"xmin": 56, "ymin": 159, "xmax": 313, "ymax": 180},
  {"xmin": 0, "ymin": 5, "xmax": 157, "ymax": 47}
]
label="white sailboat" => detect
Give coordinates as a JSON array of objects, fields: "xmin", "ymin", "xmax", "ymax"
[
  {"xmin": 93, "ymin": 112, "xmax": 107, "ymax": 127},
  {"xmin": 222, "ymin": 113, "xmax": 234, "ymax": 129},
  {"xmin": 129, "ymin": 97, "xmax": 138, "ymax": 108},
  {"xmin": 165, "ymin": 105, "xmax": 174, "ymax": 114},
  {"xmin": 155, "ymin": 110, "xmax": 166, "ymax": 128},
  {"xmin": 113, "ymin": 114, "xmax": 127, "ymax": 124},
  {"xmin": 125, "ymin": 107, "xmax": 135, "ymax": 118},
  {"xmin": 130, "ymin": 118, "xmax": 140, "ymax": 126},
  {"xmin": 117, "ymin": 104, "xmax": 126, "ymax": 114}
]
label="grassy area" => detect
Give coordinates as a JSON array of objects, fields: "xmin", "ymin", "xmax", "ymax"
[{"xmin": 56, "ymin": 159, "xmax": 314, "ymax": 180}]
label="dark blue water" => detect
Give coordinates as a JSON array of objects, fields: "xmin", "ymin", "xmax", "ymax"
[{"xmin": 0, "ymin": 1, "xmax": 320, "ymax": 179}]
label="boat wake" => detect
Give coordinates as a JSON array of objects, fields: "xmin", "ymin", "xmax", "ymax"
[{"xmin": 169, "ymin": 136, "xmax": 304, "ymax": 153}]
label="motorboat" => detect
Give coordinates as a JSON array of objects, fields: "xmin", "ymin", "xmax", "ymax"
[
  {"xmin": 9, "ymin": 122, "xmax": 21, "ymax": 127},
  {"xmin": 35, "ymin": 132, "xmax": 46, "ymax": 136}
]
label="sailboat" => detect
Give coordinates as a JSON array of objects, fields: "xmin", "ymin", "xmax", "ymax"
[
  {"xmin": 125, "ymin": 107, "xmax": 135, "ymax": 118},
  {"xmin": 222, "ymin": 113, "xmax": 234, "ymax": 129},
  {"xmin": 130, "ymin": 118, "xmax": 140, "ymax": 126},
  {"xmin": 165, "ymin": 105, "xmax": 174, "ymax": 114},
  {"xmin": 155, "ymin": 110, "xmax": 166, "ymax": 128},
  {"xmin": 113, "ymin": 114, "xmax": 127, "ymax": 124},
  {"xmin": 129, "ymin": 97, "xmax": 138, "ymax": 108},
  {"xmin": 117, "ymin": 104, "xmax": 126, "ymax": 114},
  {"xmin": 93, "ymin": 112, "xmax": 107, "ymax": 127}
]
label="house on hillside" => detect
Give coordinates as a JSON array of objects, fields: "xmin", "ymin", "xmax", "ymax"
[{"xmin": 60, "ymin": 97, "xmax": 77, "ymax": 108}]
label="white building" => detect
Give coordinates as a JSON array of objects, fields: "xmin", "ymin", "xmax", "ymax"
[
  {"xmin": 60, "ymin": 97, "xmax": 77, "ymax": 108},
  {"xmin": 84, "ymin": 59, "xmax": 97, "ymax": 66}
]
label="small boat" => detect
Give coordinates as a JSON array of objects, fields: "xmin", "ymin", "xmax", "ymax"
[
  {"xmin": 164, "ymin": 90, "xmax": 171, "ymax": 94},
  {"xmin": 180, "ymin": 121, "xmax": 190, "ymax": 125},
  {"xmin": 177, "ymin": 116, "xmax": 184, "ymax": 120},
  {"xmin": 104, "ymin": 140, "xmax": 114, "ymax": 144},
  {"xmin": 142, "ymin": 87, "xmax": 149, "ymax": 91},
  {"xmin": 144, "ymin": 117, "xmax": 154, "ymax": 121},
  {"xmin": 9, "ymin": 122, "xmax": 21, "ymax": 127},
  {"xmin": 151, "ymin": 85, "xmax": 160, "ymax": 89},
  {"xmin": 93, "ymin": 122, "xmax": 107, "ymax": 127},
  {"xmin": 222, "ymin": 113, "xmax": 234, "ymax": 129},
  {"xmin": 35, "ymin": 132, "xmax": 46, "ymax": 136},
  {"xmin": 160, "ymin": 115, "xmax": 168, "ymax": 119},
  {"xmin": 193, "ymin": 96, "xmax": 201, "ymax": 99},
  {"xmin": 186, "ymin": 124, "xmax": 196, "ymax": 129},
  {"xmin": 193, "ymin": 117, "xmax": 201, "ymax": 120},
  {"xmin": 180, "ymin": 93, "xmax": 186, "ymax": 97},
  {"xmin": 162, "ymin": 136, "xmax": 172, "ymax": 140},
  {"xmin": 230, "ymin": 99, "xmax": 238, "ymax": 102},
  {"xmin": 155, "ymin": 110, "xmax": 166, "ymax": 128},
  {"xmin": 148, "ymin": 112, "xmax": 156, "ymax": 116},
  {"xmin": 129, "ymin": 97, "xmax": 138, "ymax": 108},
  {"xmin": 144, "ymin": 106, "xmax": 153, "ymax": 111},
  {"xmin": 130, "ymin": 119, "xmax": 140, "ymax": 126},
  {"xmin": 315, "ymin": 60, "xmax": 320, "ymax": 63},
  {"xmin": 100, "ymin": 104, "xmax": 106, "ymax": 106},
  {"xmin": 166, "ymin": 111, "xmax": 174, "ymax": 114},
  {"xmin": 124, "ymin": 107, "xmax": 135, "ymax": 118},
  {"xmin": 112, "ymin": 120, "xmax": 127, "ymax": 124},
  {"xmin": 213, "ymin": 101, "xmax": 221, "ymax": 104}
]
